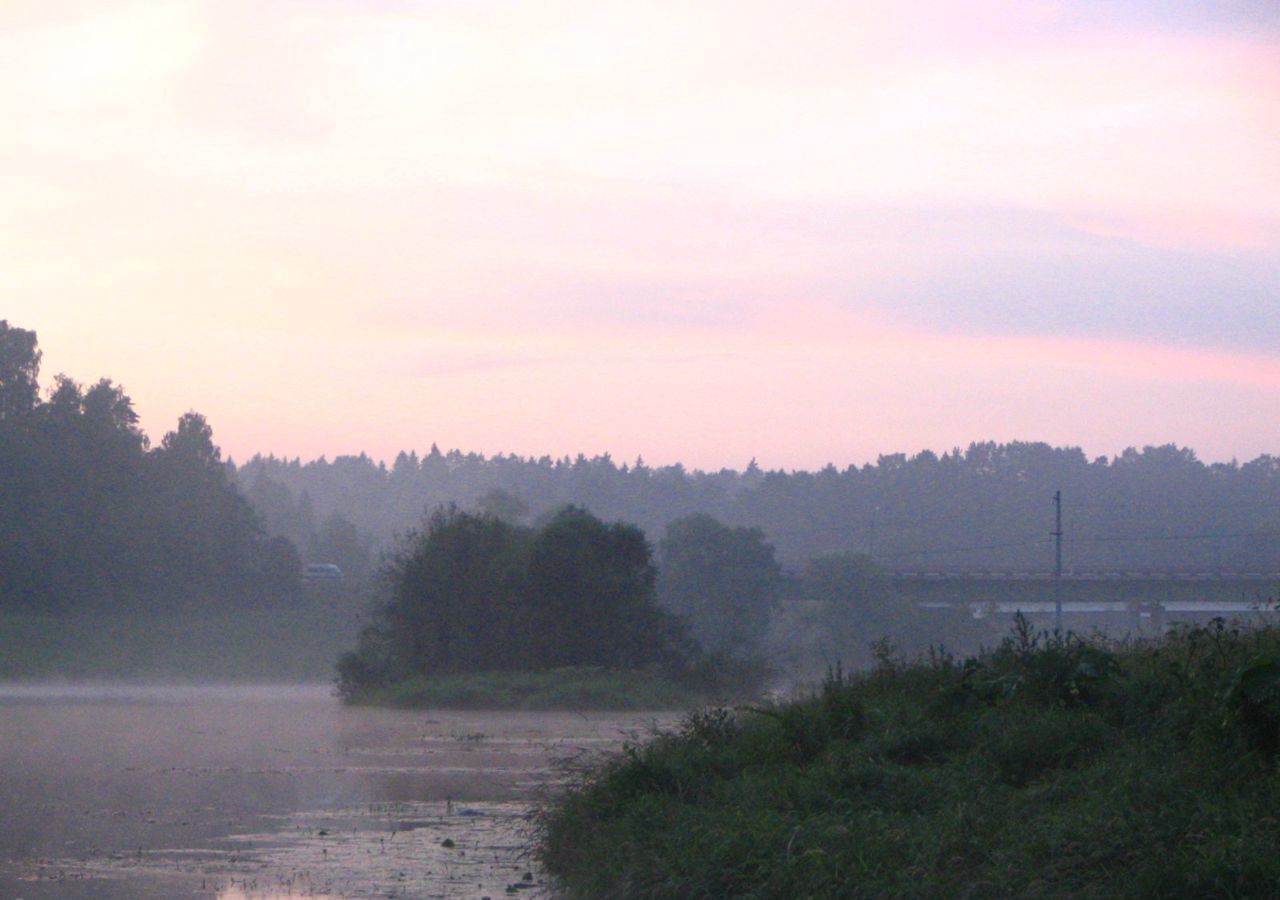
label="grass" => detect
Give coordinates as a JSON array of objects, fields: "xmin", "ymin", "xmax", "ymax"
[
  {"xmin": 539, "ymin": 616, "xmax": 1280, "ymax": 899},
  {"xmin": 344, "ymin": 667, "xmax": 710, "ymax": 710},
  {"xmin": 0, "ymin": 596, "xmax": 365, "ymax": 682}
]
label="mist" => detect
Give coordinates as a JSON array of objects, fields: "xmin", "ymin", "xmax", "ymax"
[
  {"xmin": 0, "ymin": 682, "xmax": 675, "ymax": 897},
  {"xmin": 3, "ymin": 0, "xmax": 1277, "ymax": 893}
]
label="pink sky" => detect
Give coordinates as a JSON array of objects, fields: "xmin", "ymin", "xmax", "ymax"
[{"xmin": 5, "ymin": 1, "xmax": 1279, "ymax": 469}]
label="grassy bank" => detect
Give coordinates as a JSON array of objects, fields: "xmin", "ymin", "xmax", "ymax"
[
  {"xmin": 0, "ymin": 596, "xmax": 365, "ymax": 682},
  {"xmin": 540, "ymin": 617, "xmax": 1280, "ymax": 898},
  {"xmin": 343, "ymin": 667, "xmax": 710, "ymax": 711}
]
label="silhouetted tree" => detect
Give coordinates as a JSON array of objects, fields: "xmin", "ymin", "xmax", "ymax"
[
  {"xmin": 0, "ymin": 322, "xmax": 302, "ymax": 610},
  {"xmin": 338, "ymin": 506, "xmax": 688, "ymax": 693},
  {"xmin": 657, "ymin": 513, "xmax": 782, "ymax": 656},
  {"xmin": 0, "ymin": 320, "xmax": 40, "ymax": 421},
  {"xmin": 370, "ymin": 507, "xmax": 529, "ymax": 678},
  {"xmin": 525, "ymin": 506, "xmax": 673, "ymax": 669}
]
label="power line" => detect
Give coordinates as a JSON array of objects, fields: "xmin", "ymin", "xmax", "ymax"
[{"xmin": 1053, "ymin": 490, "xmax": 1063, "ymax": 631}]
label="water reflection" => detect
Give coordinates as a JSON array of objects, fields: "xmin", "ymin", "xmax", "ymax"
[
  {"xmin": 0, "ymin": 682, "xmax": 332, "ymax": 704},
  {"xmin": 219, "ymin": 889, "xmax": 335, "ymax": 900}
]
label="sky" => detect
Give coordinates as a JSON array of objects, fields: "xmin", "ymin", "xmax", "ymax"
[{"xmin": 4, "ymin": 0, "xmax": 1278, "ymax": 470}]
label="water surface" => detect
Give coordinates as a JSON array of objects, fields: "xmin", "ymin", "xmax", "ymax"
[{"xmin": 0, "ymin": 683, "xmax": 674, "ymax": 898}]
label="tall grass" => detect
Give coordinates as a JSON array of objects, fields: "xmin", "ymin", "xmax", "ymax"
[{"xmin": 539, "ymin": 616, "xmax": 1280, "ymax": 898}]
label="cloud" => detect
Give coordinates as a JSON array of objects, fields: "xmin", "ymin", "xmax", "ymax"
[{"xmin": 842, "ymin": 207, "xmax": 1280, "ymax": 351}]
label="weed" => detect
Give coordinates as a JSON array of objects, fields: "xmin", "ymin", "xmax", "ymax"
[
  {"xmin": 1223, "ymin": 654, "xmax": 1280, "ymax": 761},
  {"xmin": 540, "ymin": 616, "xmax": 1280, "ymax": 899}
]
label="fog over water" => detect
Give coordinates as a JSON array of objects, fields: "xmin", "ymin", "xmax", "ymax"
[{"xmin": 0, "ymin": 683, "xmax": 673, "ymax": 899}]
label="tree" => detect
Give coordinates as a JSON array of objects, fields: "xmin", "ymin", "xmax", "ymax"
[
  {"xmin": 309, "ymin": 510, "xmax": 372, "ymax": 578},
  {"xmin": 338, "ymin": 506, "xmax": 688, "ymax": 695},
  {"xmin": 43, "ymin": 374, "xmax": 83, "ymax": 423},
  {"xmin": 247, "ymin": 472, "xmax": 315, "ymax": 550},
  {"xmin": 475, "ymin": 488, "xmax": 529, "ymax": 524},
  {"xmin": 657, "ymin": 513, "xmax": 781, "ymax": 656},
  {"xmin": 373, "ymin": 507, "xmax": 529, "ymax": 678},
  {"xmin": 0, "ymin": 322, "xmax": 303, "ymax": 611},
  {"xmin": 159, "ymin": 411, "xmax": 220, "ymax": 466},
  {"xmin": 0, "ymin": 320, "xmax": 40, "ymax": 421},
  {"xmin": 796, "ymin": 552, "xmax": 906, "ymax": 667},
  {"xmin": 525, "ymin": 506, "xmax": 674, "ymax": 669},
  {"xmin": 149, "ymin": 411, "xmax": 272, "ymax": 600}
]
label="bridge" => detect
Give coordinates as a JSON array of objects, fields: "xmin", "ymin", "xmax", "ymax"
[
  {"xmin": 889, "ymin": 571, "xmax": 1280, "ymax": 582},
  {"xmin": 890, "ymin": 571, "xmax": 1280, "ymax": 628}
]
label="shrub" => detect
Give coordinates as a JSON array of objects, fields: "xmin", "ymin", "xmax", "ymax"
[{"xmin": 540, "ymin": 616, "xmax": 1280, "ymax": 899}]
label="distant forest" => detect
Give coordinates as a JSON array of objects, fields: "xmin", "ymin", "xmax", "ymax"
[{"xmin": 236, "ymin": 441, "xmax": 1280, "ymax": 575}]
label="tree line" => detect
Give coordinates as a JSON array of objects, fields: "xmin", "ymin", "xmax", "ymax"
[
  {"xmin": 237, "ymin": 442, "xmax": 1280, "ymax": 574},
  {"xmin": 0, "ymin": 321, "xmax": 299, "ymax": 610}
]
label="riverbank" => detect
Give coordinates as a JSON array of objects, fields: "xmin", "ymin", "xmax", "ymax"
[
  {"xmin": 540, "ymin": 618, "xmax": 1280, "ymax": 898},
  {"xmin": 343, "ymin": 667, "xmax": 713, "ymax": 711},
  {"xmin": 0, "ymin": 598, "xmax": 364, "ymax": 682}
]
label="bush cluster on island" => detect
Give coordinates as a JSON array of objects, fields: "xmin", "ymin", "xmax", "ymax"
[{"xmin": 336, "ymin": 505, "xmax": 770, "ymax": 708}]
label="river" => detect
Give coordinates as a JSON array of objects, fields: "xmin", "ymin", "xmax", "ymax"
[{"xmin": 0, "ymin": 684, "xmax": 676, "ymax": 899}]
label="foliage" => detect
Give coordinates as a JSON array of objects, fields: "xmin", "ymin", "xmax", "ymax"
[
  {"xmin": 0, "ymin": 322, "xmax": 299, "ymax": 611},
  {"xmin": 0, "ymin": 320, "xmax": 41, "ymax": 421},
  {"xmin": 785, "ymin": 552, "xmax": 911, "ymax": 670},
  {"xmin": 656, "ymin": 513, "xmax": 782, "ymax": 656},
  {"xmin": 525, "ymin": 507, "xmax": 680, "ymax": 669},
  {"xmin": 337, "ymin": 506, "xmax": 693, "ymax": 700},
  {"xmin": 1224, "ymin": 654, "xmax": 1280, "ymax": 760},
  {"xmin": 380, "ymin": 505, "xmax": 528, "ymax": 679},
  {"xmin": 235, "ymin": 440, "xmax": 1280, "ymax": 574},
  {"xmin": 959, "ymin": 612, "xmax": 1119, "ymax": 707},
  {"xmin": 539, "ymin": 618, "xmax": 1280, "ymax": 899}
]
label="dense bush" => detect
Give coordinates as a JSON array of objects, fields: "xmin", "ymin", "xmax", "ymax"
[
  {"xmin": 337, "ymin": 506, "xmax": 694, "ymax": 700},
  {"xmin": 656, "ymin": 513, "xmax": 782, "ymax": 657},
  {"xmin": 541, "ymin": 616, "xmax": 1280, "ymax": 898}
]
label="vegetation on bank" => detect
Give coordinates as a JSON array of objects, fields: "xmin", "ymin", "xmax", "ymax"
[
  {"xmin": 335, "ymin": 505, "xmax": 686, "ymax": 702},
  {"xmin": 336, "ymin": 505, "xmax": 777, "ymax": 708},
  {"xmin": 540, "ymin": 617, "xmax": 1280, "ymax": 899}
]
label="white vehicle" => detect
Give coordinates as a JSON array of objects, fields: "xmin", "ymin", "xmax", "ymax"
[{"xmin": 303, "ymin": 563, "xmax": 343, "ymax": 579}]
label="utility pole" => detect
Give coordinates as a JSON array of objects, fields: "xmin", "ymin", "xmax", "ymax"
[
  {"xmin": 1053, "ymin": 490, "xmax": 1063, "ymax": 632},
  {"xmin": 868, "ymin": 505, "xmax": 878, "ymax": 560}
]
